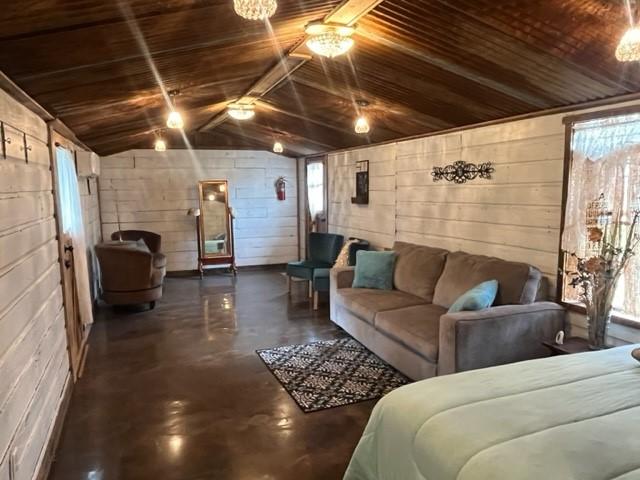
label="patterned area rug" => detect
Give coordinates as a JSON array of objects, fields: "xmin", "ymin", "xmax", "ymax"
[{"xmin": 257, "ymin": 338, "xmax": 410, "ymax": 413}]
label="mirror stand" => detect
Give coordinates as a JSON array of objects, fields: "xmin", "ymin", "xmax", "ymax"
[{"xmin": 197, "ymin": 180, "xmax": 237, "ymax": 277}]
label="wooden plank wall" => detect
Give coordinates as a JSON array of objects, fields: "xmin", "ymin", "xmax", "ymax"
[
  {"xmin": 99, "ymin": 149, "xmax": 298, "ymax": 271},
  {"xmin": 0, "ymin": 89, "xmax": 69, "ymax": 480},
  {"xmin": 328, "ymin": 101, "xmax": 640, "ymax": 345}
]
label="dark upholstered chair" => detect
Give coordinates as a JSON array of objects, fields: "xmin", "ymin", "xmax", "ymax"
[
  {"xmin": 97, "ymin": 232, "xmax": 166, "ymax": 309},
  {"xmin": 111, "ymin": 230, "xmax": 161, "ymax": 254},
  {"xmin": 287, "ymin": 232, "xmax": 344, "ymax": 299},
  {"xmin": 312, "ymin": 238, "xmax": 369, "ymax": 310}
]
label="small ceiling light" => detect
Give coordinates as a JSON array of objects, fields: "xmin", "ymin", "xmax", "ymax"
[
  {"xmin": 616, "ymin": 26, "xmax": 640, "ymax": 61},
  {"xmin": 354, "ymin": 99, "xmax": 371, "ymax": 134},
  {"xmin": 234, "ymin": 0, "xmax": 277, "ymax": 20},
  {"xmin": 355, "ymin": 116, "xmax": 370, "ymax": 134},
  {"xmin": 273, "ymin": 141, "xmax": 284, "ymax": 153},
  {"xmin": 227, "ymin": 103, "xmax": 255, "ymax": 120},
  {"xmin": 154, "ymin": 138, "xmax": 167, "ymax": 152},
  {"xmin": 154, "ymin": 130, "xmax": 167, "ymax": 152},
  {"xmin": 305, "ymin": 22, "xmax": 356, "ymax": 58},
  {"xmin": 166, "ymin": 90, "xmax": 184, "ymax": 129}
]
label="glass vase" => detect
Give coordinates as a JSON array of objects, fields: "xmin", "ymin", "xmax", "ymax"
[{"xmin": 587, "ymin": 310, "xmax": 611, "ymax": 350}]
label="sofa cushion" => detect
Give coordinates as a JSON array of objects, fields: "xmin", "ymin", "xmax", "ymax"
[
  {"xmin": 334, "ymin": 288, "xmax": 427, "ymax": 324},
  {"xmin": 393, "ymin": 242, "xmax": 448, "ymax": 301},
  {"xmin": 375, "ymin": 304, "xmax": 447, "ymax": 362},
  {"xmin": 433, "ymin": 251, "xmax": 542, "ymax": 308}
]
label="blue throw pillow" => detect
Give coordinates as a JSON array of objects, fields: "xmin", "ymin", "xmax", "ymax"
[
  {"xmin": 352, "ymin": 251, "xmax": 396, "ymax": 290},
  {"xmin": 448, "ymin": 280, "xmax": 499, "ymax": 313}
]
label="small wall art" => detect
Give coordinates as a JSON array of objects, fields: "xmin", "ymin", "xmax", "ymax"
[{"xmin": 432, "ymin": 160, "xmax": 495, "ymax": 184}]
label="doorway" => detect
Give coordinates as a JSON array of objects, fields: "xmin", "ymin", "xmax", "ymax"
[
  {"xmin": 304, "ymin": 156, "xmax": 328, "ymax": 255},
  {"xmin": 52, "ymin": 143, "xmax": 93, "ymax": 380}
]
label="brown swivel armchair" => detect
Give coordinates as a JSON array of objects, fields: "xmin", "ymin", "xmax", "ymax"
[{"xmin": 96, "ymin": 231, "xmax": 167, "ymax": 309}]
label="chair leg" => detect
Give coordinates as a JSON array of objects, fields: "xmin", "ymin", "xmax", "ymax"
[
  {"xmin": 313, "ymin": 291, "xmax": 319, "ymax": 310},
  {"xmin": 308, "ymin": 281, "xmax": 313, "ymax": 299},
  {"xmin": 287, "ymin": 275, "xmax": 291, "ymax": 295}
]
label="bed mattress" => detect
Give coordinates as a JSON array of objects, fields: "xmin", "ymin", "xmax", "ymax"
[{"xmin": 345, "ymin": 344, "xmax": 640, "ymax": 480}]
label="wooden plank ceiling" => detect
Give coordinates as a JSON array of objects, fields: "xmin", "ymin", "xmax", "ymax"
[{"xmin": 1, "ymin": 0, "xmax": 639, "ymax": 156}]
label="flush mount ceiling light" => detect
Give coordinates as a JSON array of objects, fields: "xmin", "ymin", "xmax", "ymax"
[
  {"xmin": 273, "ymin": 141, "xmax": 284, "ymax": 153},
  {"xmin": 166, "ymin": 90, "xmax": 184, "ymax": 129},
  {"xmin": 227, "ymin": 103, "xmax": 255, "ymax": 120},
  {"xmin": 305, "ymin": 22, "xmax": 356, "ymax": 58},
  {"xmin": 234, "ymin": 0, "xmax": 277, "ymax": 20},
  {"xmin": 616, "ymin": 26, "xmax": 640, "ymax": 61}
]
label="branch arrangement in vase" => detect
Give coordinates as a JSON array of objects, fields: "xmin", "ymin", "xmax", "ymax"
[{"xmin": 564, "ymin": 203, "xmax": 640, "ymax": 350}]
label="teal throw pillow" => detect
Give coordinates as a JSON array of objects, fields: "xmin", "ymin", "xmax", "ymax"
[
  {"xmin": 448, "ymin": 280, "xmax": 499, "ymax": 313},
  {"xmin": 352, "ymin": 251, "xmax": 396, "ymax": 290}
]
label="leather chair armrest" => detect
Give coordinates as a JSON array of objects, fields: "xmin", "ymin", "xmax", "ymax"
[{"xmin": 438, "ymin": 302, "xmax": 566, "ymax": 375}]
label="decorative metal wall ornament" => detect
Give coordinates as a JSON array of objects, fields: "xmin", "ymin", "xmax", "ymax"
[{"xmin": 431, "ymin": 160, "xmax": 495, "ymax": 184}]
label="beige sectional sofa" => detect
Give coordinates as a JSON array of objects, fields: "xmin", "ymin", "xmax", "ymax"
[{"xmin": 330, "ymin": 241, "xmax": 565, "ymax": 380}]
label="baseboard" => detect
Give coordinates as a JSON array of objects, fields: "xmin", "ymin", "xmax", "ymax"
[
  {"xmin": 35, "ymin": 376, "xmax": 74, "ymax": 480},
  {"xmin": 166, "ymin": 264, "xmax": 286, "ymax": 277}
]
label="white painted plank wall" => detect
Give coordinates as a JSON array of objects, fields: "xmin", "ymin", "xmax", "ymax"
[
  {"xmin": 328, "ymin": 100, "xmax": 640, "ymax": 344},
  {"xmin": 99, "ymin": 149, "xmax": 297, "ymax": 271},
  {"xmin": 0, "ymin": 89, "xmax": 69, "ymax": 480},
  {"xmin": 77, "ymin": 171, "xmax": 101, "ymax": 300}
]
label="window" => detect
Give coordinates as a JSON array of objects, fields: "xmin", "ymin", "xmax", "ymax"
[{"xmin": 560, "ymin": 111, "xmax": 640, "ymax": 322}]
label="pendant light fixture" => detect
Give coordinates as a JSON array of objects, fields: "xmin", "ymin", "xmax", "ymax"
[
  {"xmin": 234, "ymin": 0, "xmax": 277, "ymax": 20},
  {"xmin": 154, "ymin": 130, "xmax": 167, "ymax": 152},
  {"xmin": 273, "ymin": 141, "xmax": 284, "ymax": 153},
  {"xmin": 617, "ymin": 2, "xmax": 640, "ymax": 61},
  {"xmin": 166, "ymin": 90, "xmax": 184, "ymax": 129},
  {"xmin": 354, "ymin": 99, "xmax": 371, "ymax": 134},
  {"xmin": 227, "ymin": 103, "xmax": 255, "ymax": 120},
  {"xmin": 305, "ymin": 22, "xmax": 356, "ymax": 58}
]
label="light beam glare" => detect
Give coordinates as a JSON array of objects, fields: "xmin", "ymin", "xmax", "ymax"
[{"xmin": 117, "ymin": 0, "xmax": 199, "ymax": 165}]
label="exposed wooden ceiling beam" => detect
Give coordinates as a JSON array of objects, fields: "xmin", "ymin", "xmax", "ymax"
[{"xmin": 197, "ymin": 0, "xmax": 385, "ymax": 133}]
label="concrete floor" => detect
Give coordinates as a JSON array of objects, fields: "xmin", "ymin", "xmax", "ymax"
[{"xmin": 48, "ymin": 271, "xmax": 374, "ymax": 480}]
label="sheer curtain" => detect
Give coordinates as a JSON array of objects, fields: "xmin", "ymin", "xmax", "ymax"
[
  {"xmin": 56, "ymin": 146, "xmax": 94, "ymax": 326},
  {"xmin": 307, "ymin": 162, "xmax": 325, "ymax": 224},
  {"xmin": 562, "ymin": 113, "xmax": 640, "ymax": 317}
]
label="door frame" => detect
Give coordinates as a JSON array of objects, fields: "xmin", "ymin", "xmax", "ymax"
[
  {"xmin": 48, "ymin": 126, "xmax": 90, "ymax": 381},
  {"xmin": 303, "ymin": 155, "xmax": 329, "ymax": 257}
]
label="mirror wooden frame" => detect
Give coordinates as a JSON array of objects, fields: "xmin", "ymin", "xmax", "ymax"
[{"xmin": 197, "ymin": 180, "xmax": 236, "ymax": 276}]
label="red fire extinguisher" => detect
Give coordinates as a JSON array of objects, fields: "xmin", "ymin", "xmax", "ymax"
[{"xmin": 275, "ymin": 176, "xmax": 286, "ymax": 201}]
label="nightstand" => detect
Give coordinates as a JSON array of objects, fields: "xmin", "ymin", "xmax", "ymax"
[{"xmin": 543, "ymin": 337, "xmax": 591, "ymax": 356}]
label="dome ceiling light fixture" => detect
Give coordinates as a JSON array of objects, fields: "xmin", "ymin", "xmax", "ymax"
[
  {"xmin": 305, "ymin": 21, "xmax": 356, "ymax": 58},
  {"xmin": 616, "ymin": 26, "xmax": 640, "ymax": 61},
  {"xmin": 227, "ymin": 103, "xmax": 256, "ymax": 120},
  {"xmin": 233, "ymin": 0, "xmax": 277, "ymax": 21},
  {"xmin": 617, "ymin": 1, "xmax": 640, "ymax": 62},
  {"xmin": 273, "ymin": 141, "xmax": 284, "ymax": 153},
  {"xmin": 354, "ymin": 99, "xmax": 371, "ymax": 134},
  {"xmin": 166, "ymin": 89, "xmax": 184, "ymax": 129}
]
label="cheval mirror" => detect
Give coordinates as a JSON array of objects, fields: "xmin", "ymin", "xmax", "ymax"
[{"xmin": 197, "ymin": 180, "xmax": 236, "ymax": 276}]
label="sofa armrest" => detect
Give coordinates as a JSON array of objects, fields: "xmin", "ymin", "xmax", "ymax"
[
  {"xmin": 330, "ymin": 266, "xmax": 355, "ymax": 289},
  {"xmin": 330, "ymin": 267, "xmax": 355, "ymax": 321},
  {"xmin": 438, "ymin": 302, "xmax": 566, "ymax": 375}
]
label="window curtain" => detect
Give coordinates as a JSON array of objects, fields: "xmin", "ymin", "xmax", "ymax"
[
  {"xmin": 56, "ymin": 146, "xmax": 94, "ymax": 326},
  {"xmin": 307, "ymin": 162, "xmax": 325, "ymax": 222},
  {"xmin": 562, "ymin": 114, "xmax": 640, "ymax": 317}
]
